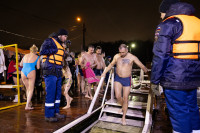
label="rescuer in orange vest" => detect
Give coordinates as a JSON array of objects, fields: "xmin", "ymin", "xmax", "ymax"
[
  {"xmin": 40, "ymin": 29, "xmax": 68, "ymax": 122},
  {"xmin": 151, "ymin": 2, "xmax": 200, "ymax": 133}
]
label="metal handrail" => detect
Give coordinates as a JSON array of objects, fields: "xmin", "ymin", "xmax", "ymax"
[
  {"xmin": 54, "ymin": 67, "xmax": 110, "ymax": 133},
  {"xmin": 101, "ymin": 68, "xmax": 113, "ymax": 107},
  {"xmin": 87, "ymin": 68, "xmax": 107, "ymax": 114}
]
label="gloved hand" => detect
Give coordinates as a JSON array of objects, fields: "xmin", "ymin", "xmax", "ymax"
[{"xmin": 151, "ymin": 83, "xmax": 161, "ymax": 96}]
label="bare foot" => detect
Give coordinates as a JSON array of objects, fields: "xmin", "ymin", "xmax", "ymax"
[
  {"xmin": 118, "ymin": 108, "xmax": 123, "ymax": 114},
  {"xmin": 29, "ymin": 102, "xmax": 32, "ymax": 107},
  {"xmin": 63, "ymin": 105, "xmax": 70, "ymax": 109},
  {"xmin": 25, "ymin": 106, "xmax": 34, "ymax": 110},
  {"xmin": 85, "ymin": 95, "xmax": 90, "ymax": 99},
  {"xmin": 122, "ymin": 118, "xmax": 126, "ymax": 126},
  {"xmin": 90, "ymin": 96, "xmax": 93, "ymax": 100},
  {"xmin": 69, "ymin": 97, "xmax": 73, "ymax": 104}
]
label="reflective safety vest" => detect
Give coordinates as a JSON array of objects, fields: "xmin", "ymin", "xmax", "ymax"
[
  {"xmin": 164, "ymin": 15, "xmax": 200, "ymax": 59},
  {"xmin": 42, "ymin": 38, "xmax": 64, "ymax": 65}
]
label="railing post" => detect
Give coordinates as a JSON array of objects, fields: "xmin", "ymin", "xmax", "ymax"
[
  {"xmin": 111, "ymin": 68, "xmax": 114, "ymax": 102},
  {"xmin": 139, "ymin": 69, "xmax": 144, "ymax": 83},
  {"xmin": 87, "ymin": 68, "xmax": 107, "ymax": 114},
  {"xmin": 101, "ymin": 69, "xmax": 112, "ymax": 107},
  {"xmin": 14, "ymin": 44, "xmax": 21, "ymax": 104},
  {"xmin": 87, "ymin": 77, "xmax": 104, "ymax": 114}
]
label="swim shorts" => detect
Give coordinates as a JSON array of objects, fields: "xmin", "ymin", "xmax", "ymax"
[
  {"xmin": 114, "ymin": 74, "xmax": 131, "ymax": 87},
  {"xmin": 94, "ymin": 69, "xmax": 103, "ymax": 76}
]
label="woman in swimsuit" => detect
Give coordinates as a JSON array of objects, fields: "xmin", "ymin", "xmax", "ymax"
[
  {"xmin": 62, "ymin": 60, "xmax": 73, "ymax": 109},
  {"xmin": 20, "ymin": 45, "xmax": 40, "ymax": 110}
]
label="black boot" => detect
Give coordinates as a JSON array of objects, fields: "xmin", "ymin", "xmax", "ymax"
[
  {"xmin": 55, "ymin": 113, "xmax": 66, "ymax": 119},
  {"xmin": 45, "ymin": 117, "xmax": 58, "ymax": 122}
]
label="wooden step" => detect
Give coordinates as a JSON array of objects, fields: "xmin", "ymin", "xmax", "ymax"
[
  {"xmin": 103, "ymin": 106, "xmax": 145, "ymax": 118},
  {"xmin": 132, "ymin": 83, "xmax": 140, "ymax": 88},
  {"xmin": 141, "ymin": 80, "xmax": 150, "ymax": 84},
  {"xmin": 99, "ymin": 116, "xmax": 144, "ymax": 127},
  {"xmin": 92, "ymin": 121, "xmax": 143, "ymax": 133},
  {"xmin": 130, "ymin": 89, "xmax": 149, "ymax": 94},
  {"xmin": 105, "ymin": 99, "xmax": 147, "ymax": 109}
]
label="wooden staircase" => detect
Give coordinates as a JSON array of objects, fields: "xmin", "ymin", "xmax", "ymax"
[{"xmin": 96, "ymin": 69, "xmax": 153, "ymax": 133}]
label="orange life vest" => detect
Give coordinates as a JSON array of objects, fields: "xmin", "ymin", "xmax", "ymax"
[
  {"xmin": 42, "ymin": 38, "xmax": 64, "ymax": 65},
  {"xmin": 164, "ymin": 15, "xmax": 200, "ymax": 59}
]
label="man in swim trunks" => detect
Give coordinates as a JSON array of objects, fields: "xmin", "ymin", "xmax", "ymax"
[
  {"xmin": 81, "ymin": 45, "xmax": 98, "ymax": 100},
  {"xmin": 101, "ymin": 44, "xmax": 148, "ymax": 125},
  {"xmin": 93, "ymin": 46, "xmax": 106, "ymax": 91}
]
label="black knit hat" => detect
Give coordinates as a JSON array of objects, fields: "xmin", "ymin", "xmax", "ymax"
[
  {"xmin": 160, "ymin": 0, "xmax": 180, "ymax": 13},
  {"xmin": 166, "ymin": 2, "xmax": 195, "ymax": 17},
  {"xmin": 57, "ymin": 28, "xmax": 68, "ymax": 36}
]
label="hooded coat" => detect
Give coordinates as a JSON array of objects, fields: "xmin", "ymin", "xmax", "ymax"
[{"xmin": 151, "ymin": 2, "xmax": 200, "ymax": 90}]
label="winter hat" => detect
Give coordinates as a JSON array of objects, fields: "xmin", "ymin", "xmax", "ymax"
[
  {"xmin": 160, "ymin": 0, "xmax": 180, "ymax": 13},
  {"xmin": 57, "ymin": 29, "xmax": 68, "ymax": 36},
  {"xmin": 166, "ymin": 2, "xmax": 195, "ymax": 17}
]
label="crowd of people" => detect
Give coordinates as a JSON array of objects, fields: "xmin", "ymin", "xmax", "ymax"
[
  {"xmin": 0, "ymin": 28, "xmax": 113, "ymax": 122},
  {"xmin": 0, "ymin": 28, "xmax": 147, "ymax": 125},
  {"xmin": 0, "ymin": 1, "xmax": 200, "ymax": 132}
]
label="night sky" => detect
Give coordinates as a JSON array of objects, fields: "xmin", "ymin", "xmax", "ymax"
[{"xmin": 0, "ymin": 0, "xmax": 199, "ymax": 52}]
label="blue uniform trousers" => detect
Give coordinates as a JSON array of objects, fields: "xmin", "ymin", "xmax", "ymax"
[
  {"xmin": 164, "ymin": 89, "xmax": 200, "ymax": 133},
  {"xmin": 44, "ymin": 75, "xmax": 62, "ymax": 118}
]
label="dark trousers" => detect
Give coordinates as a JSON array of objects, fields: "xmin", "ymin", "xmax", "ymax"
[
  {"xmin": 44, "ymin": 75, "xmax": 62, "ymax": 117},
  {"xmin": 164, "ymin": 89, "xmax": 200, "ymax": 133}
]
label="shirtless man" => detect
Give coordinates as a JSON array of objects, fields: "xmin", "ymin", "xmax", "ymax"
[
  {"xmin": 94, "ymin": 46, "xmax": 106, "ymax": 91},
  {"xmin": 101, "ymin": 44, "xmax": 148, "ymax": 125},
  {"xmin": 78, "ymin": 51, "xmax": 86, "ymax": 94},
  {"xmin": 81, "ymin": 45, "xmax": 97, "ymax": 99}
]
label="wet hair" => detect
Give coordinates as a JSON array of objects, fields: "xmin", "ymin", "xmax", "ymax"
[
  {"xmin": 119, "ymin": 44, "xmax": 128, "ymax": 49},
  {"xmin": 88, "ymin": 45, "xmax": 94, "ymax": 49},
  {"xmin": 30, "ymin": 44, "xmax": 38, "ymax": 53},
  {"xmin": 95, "ymin": 46, "xmax": 102, "ymax": 51}
]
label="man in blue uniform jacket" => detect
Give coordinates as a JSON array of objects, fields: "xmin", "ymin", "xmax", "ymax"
[
  {"xmin": 40, "ymin": 29, "xmax": 68, "ymax": 122},
  {"xmin": 151, "ymin": 2, "xmax": 200, "ymax": 133}
]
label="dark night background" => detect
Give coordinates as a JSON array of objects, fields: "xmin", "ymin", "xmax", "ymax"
[{"xmin": 0, "ymin": 0, "xmax": 200, "ymax": 63}]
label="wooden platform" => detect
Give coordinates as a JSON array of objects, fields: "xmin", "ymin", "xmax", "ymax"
[
  {"xmin": 0, "ymin": 91, "xmax": 101, "ymax": 133},
  {"xmin": 1, "ymin": 86, "xmax": 197, "ymax": 133},
  {"xmin": 91, "ymin": 121, "xmax": 143, "ymax": 133}
]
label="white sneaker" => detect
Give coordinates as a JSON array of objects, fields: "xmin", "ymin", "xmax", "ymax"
[{"xmin": 13, "ymin": 95, "xmax": 18, "ymax": 102}]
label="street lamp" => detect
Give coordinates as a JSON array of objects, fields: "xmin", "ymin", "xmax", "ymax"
[
  {"xmin": 131, "ymin": 43, "xmax": 136, "ymax": 48},
  {"xmin": 76, "ymin": 16, "xmax": 86, "ymax": 50},
  {"xmin": 76, "ymin": 17, "xmax": 81, "ymax": 22},
  {"xmin": 130, "ymin": 43, "xmax": 136, "ymax": 53}
]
